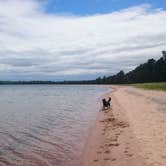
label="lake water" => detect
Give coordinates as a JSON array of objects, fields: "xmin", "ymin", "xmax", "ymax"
[{"xmin": 0, "ymin": 85, "xmax": 109, "ymax": 166}]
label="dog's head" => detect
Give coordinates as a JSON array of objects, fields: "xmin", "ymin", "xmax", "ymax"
[{"xmin": 108, "ymin": 97, "xmax": 111, "ymax": 101}]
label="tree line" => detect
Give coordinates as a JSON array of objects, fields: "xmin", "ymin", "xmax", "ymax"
[
  {"xmin": 92, "ymin": 51, "xmax": 166, "ymax": 84},
  {"xmin": 60, "ymin": 51, "xmax": 166, "ymax": 84},
  {"xmin": 0, "ymin": 51, "xmax": 166, "ymax": 85}
]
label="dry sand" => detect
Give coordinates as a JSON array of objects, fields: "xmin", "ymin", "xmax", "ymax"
[{"xmin": 82, "ymin": 86, "xmax": 166, "ymax": 166}]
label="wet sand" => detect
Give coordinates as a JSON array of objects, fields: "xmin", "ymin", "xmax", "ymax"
[{"xmin": 82, "ymin": 86, "xmax": 166, "ymax": 166}]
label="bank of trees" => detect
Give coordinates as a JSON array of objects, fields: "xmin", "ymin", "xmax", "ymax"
[
  {"xmin": 93, "ymin": 51, "xmax": 166, "ymax": 84},
  {"xmin": 0, "ymin": 51, "xmax": 166, "ymax": 85},
  {"xmin": 56, "ymin": 51, "xmax": 166, "ymax": 84}
]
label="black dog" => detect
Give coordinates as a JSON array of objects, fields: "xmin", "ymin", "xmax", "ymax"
[{"xmin": 102, "ymin": 97, "xmax": 111, "ymax": 110}]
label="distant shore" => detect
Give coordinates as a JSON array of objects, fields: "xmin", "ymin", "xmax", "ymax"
[{"xmin": 82, "ymin": 86, "xmax": 166, "ymax": 166}]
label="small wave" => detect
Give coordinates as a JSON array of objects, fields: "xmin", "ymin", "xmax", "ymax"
[
  {"xmin": 0, "ymin": 131, "xmax": 26, "ymax": 145},
  {"xmin": 20, "ymin": 132, "xmax": 63, "ymax": 150},
  {"xmin": 3, "ymin": 146, "xmax": 51, "ymax": 166},
  {"xmin": 0, "ymin": 156, "xmax": 13, "ymax": 166}
]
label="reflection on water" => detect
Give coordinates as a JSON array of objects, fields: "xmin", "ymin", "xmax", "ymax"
[{"xmin": 0, "ymin": 85, "xmax": 108, "ymax": 166}]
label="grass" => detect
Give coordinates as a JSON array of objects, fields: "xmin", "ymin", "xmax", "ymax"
[{"xmin": 131, "ymin": 82, "xmax": 166, "ymax": 91}]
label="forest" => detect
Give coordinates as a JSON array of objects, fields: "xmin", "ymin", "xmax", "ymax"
[
  {"xmin": 93, "ymin": 51, "xmax": 166, "ymax": 84},
  {"xmin": 59, "ymin": 51, "xmax": 166, "ymax": 84}
]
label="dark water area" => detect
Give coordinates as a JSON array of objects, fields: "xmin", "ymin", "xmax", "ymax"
[{"xmin": 0, "ymin": 85, "xmax": 109, "ymax": 166}]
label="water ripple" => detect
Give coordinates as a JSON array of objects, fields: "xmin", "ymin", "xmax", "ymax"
[{"xmin": 0, "ymin": 85, "xmax": 109, "ymax": 166}]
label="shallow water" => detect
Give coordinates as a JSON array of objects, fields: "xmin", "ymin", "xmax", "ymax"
[{"xmin": 0, "ymin": 85, "xmax": 109, "ymax": 166}]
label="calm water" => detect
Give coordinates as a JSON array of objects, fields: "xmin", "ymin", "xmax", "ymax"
[{"xmin": 0, "ymin": 85, "xmax": 109, "ymax": 166}]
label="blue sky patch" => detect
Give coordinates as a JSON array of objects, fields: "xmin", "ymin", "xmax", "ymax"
[{"xmin": 41, "ymin": 0, "xmax": 166, "ymax": 15}]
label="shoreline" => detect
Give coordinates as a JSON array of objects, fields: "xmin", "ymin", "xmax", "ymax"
[{"xmin": 82, "ymin": 86, "xmax": 166, "ymax": 166}]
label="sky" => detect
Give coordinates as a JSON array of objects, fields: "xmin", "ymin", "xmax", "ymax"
[{"xmin": 0, "ymin": 0, "xmax": 166, "ymax": 81}]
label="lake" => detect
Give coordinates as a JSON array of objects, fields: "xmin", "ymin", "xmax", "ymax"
[{"xmin": 0, "ymin": 85, "xmax": 109, "ymax": 166}]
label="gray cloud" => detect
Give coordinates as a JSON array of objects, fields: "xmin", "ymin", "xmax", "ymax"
[
  {"xmin": 0, "ymin": 1, "xmax": 166, "ymax": 80},
  {"xmin": 0, "ymin": 58, "xmax": 38, "ymax": 67}
]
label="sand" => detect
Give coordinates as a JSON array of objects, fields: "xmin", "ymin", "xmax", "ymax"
[{"xmin": 82, "ymin": 86, "xmax": 166, "ymax": 166}]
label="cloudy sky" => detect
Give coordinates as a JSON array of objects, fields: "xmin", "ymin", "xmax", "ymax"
[{"xmin": 0, "ymin": 0, "xmax": 166, "ymax": 81}]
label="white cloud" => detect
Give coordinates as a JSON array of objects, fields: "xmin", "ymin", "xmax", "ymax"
[{"xmin": 0, "ymin": 0, "xmax": 166, "ymax": 80}]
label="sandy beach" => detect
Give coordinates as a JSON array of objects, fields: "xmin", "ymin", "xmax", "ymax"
[{"xmin": 82, "ymin": 86, "xmax": 166, "ymax": 166}]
